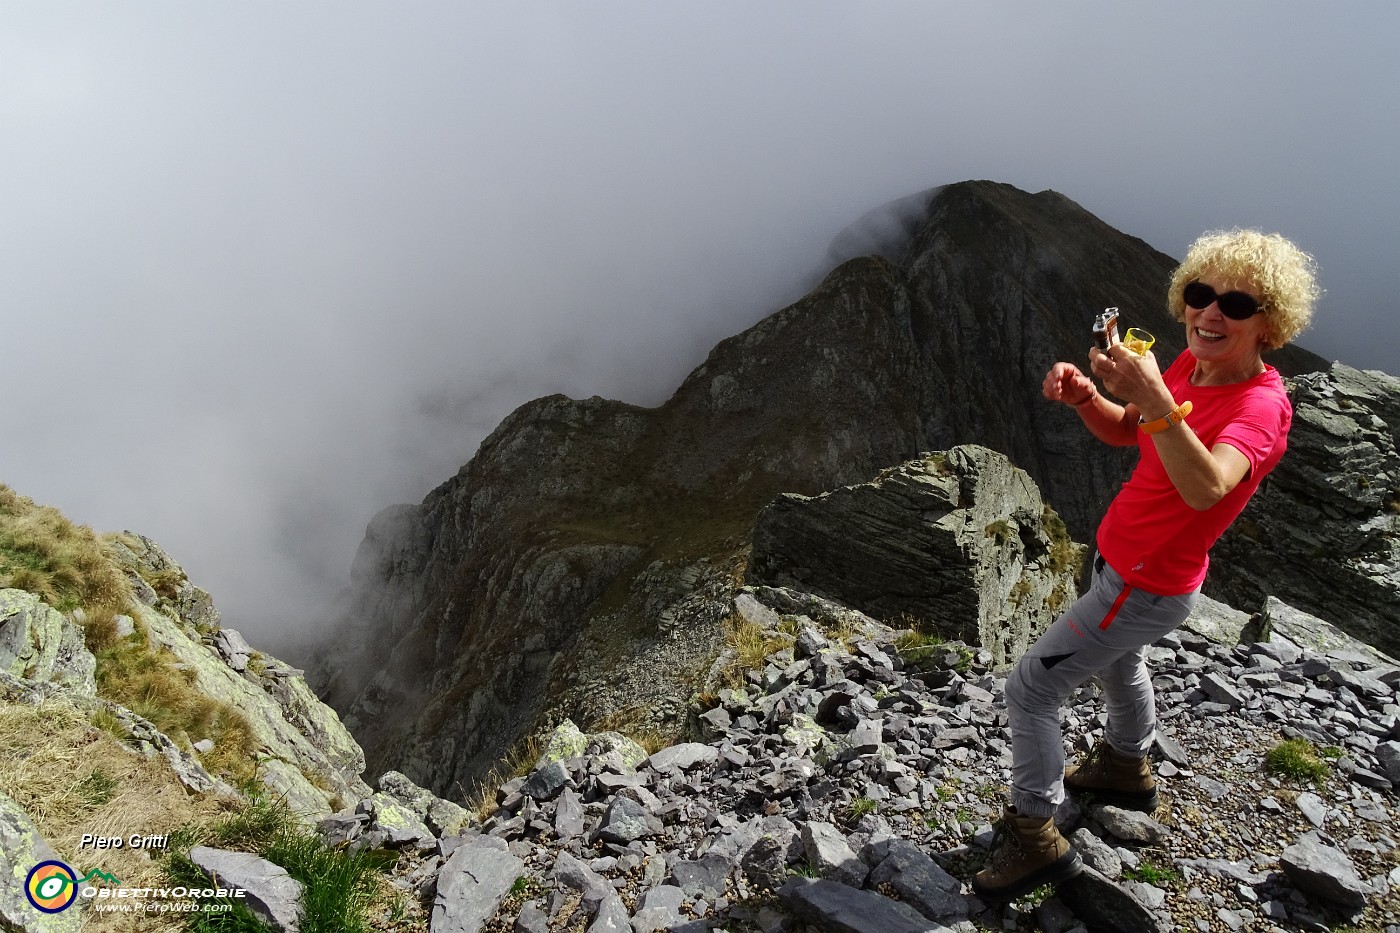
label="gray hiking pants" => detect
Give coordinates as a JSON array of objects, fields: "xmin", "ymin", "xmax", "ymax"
[{"xmin": 1005, "ymin": 553, "xmax": 1199, "ymax": 817}]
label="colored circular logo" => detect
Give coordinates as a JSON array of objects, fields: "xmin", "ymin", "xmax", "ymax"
[{"xmin": 26, "ymin": 861, "xmax": 78, "ymax": 913}]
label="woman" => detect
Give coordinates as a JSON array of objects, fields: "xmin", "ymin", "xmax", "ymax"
[{"xmin": 972, "ymin": 229, "xmax": 1320, "ymax": 900}]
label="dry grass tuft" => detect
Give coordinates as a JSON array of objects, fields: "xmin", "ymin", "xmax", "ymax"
[
  {"xmin": 0, "ymin": 485, "xmax": 136, "ymax": 616},
  {"xmin": 718, "ymin": 614, "xmax": 795, "ymax": 690},
  {"xmin": 468, "ymin": 732, "xmax": 544, "ymax": 822},
  {"xmin": 90, "ymin": 638, "xmax": 258, "ymax": 784},
  {"xmin": 590, "ymin": 707, "xmax": 681, "ymax": 756}
]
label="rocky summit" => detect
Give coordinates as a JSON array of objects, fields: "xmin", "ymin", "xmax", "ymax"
[
  {"xmin": 310, "ymin": 179, "xmax": 1338, "ymax": 802},
  {"xmin": 310, "ymin": 584, "xmax": 1400, "ymax": 933}
]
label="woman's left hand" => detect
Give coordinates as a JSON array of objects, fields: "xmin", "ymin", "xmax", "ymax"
[{"xmin": 1088, "ymin": 344, "xmax": 1173, "ymax": 414}]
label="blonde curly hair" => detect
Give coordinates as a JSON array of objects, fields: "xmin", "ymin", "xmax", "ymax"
[{"xmin": 1167, "ymin": 229, "xmax": 1320, "ymax": 349}]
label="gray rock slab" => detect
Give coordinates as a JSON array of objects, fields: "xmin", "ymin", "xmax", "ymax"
[
  {"xmin": 748, "ymin": 448, "xmax": 1081, "ymax": 668},
  {"xmin": 431, "ymin": 835, "xmax": 524, "ymax": 933},
  {"xmin": 1280, "ymin": 833, "xmax": 1370, "ymax": 910},
  {"xmin": 553, "ymin": 787, "xmax": 585, "ymax": 839},
  {"xmin": 669, "ymin": 852, "xmax": 731, "ymax": 900},
  {"xmin": 597, "ymin": 796, "xmax": 657, "ymax": 844},
  {"xmin": 190, "ymin": 845, "xmax": 304, "ymax": 933},
  {"xmin": 1069, "ymin": 827, "xmax": 1122, "ymax": 879},
  {"xmin": 865, "ymin": 837, "xmax": 969, "ymax": 922},
  {"xmin": 1376, "ymin": 741, "xmax": 1400, "ymax": 784},
  {"xmin": 521, "ymin": 759, "xmax": 572, "ymax": 801},
  {"xmin": 734, "ymin": 593, "xmax": 782, "ymax": 629},
  {"xmin": 777, "ymin": 877, "xmax": 956, "ymax": 932},
  {"xmin": 553, "ymin": 850, "xmax": 619, "ymax": 910},
  {"xmin": 1294, "ymin": 791, "xmax": 1328, "ymax": 828},
  {"xmin": 1090, "ymin": 806, "xmax": 1170, "ymax": 845},
  {"xmin": 1178, "ymin": 595, "xmax": 1251, "ymax": 648},
  {"xmin": 801, "ymin": 821, "xmax": 868, "ymax": 888},
  {"xmin": 645, "ymin": 743, "xmax": 719, "ymax": 772},
  {"xmin": 1264, "ymin": 598, "xmax": 1399, "ymax": 669},
  {"xmin": 1058, "ymin": 865, "xmax": 1168, "ymax": 933},
  {"xmin": 514, "ymin": 901, "xmax": 549, "ymax": 933},
  {"xmin": 632, "ymin": 884, "xmax": 686, "ymax": 932}
]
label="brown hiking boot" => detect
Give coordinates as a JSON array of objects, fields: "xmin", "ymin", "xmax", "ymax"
[
  {"xmin": 971, "ymin": 806, "xmax": 1082, "ymax": 900},
  {"xmin": 1065, "ymin": 740, "xmax": 1159, "ymax": 812}
]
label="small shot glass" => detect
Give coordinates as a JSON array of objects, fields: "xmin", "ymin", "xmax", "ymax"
[{"xmin": 1122, "ymin": 328, "xmax": 1156, "ymax": 356}]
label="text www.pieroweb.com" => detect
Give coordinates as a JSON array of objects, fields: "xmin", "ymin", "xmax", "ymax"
[{"xmin": 89, "ymin": 898, "xmax": 234, "ymax": 914}]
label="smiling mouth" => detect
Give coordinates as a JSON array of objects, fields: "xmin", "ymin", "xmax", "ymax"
[{"xmin": 1196, "ymin": 328, "xmax": 1226, "ymax": 341}]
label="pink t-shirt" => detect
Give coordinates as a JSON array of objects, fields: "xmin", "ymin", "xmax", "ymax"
[{"xmin": 1096, "ymin": 350, "xmax": 1292, "ymax": 595}]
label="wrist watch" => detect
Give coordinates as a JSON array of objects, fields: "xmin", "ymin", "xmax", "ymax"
[{"xmin": 1139, "ymin": 400, "xmax": 1193, "ymax": 434}]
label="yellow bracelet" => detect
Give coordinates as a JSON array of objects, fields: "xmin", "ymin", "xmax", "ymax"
[{"xmin": 1139, "ymin": 401, "xmax": 1193, "ymax": 434}]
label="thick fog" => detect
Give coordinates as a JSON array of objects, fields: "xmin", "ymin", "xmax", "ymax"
[{"xmin": 3, "ymin": 3, "xmax": 1396, "ymax": 650}]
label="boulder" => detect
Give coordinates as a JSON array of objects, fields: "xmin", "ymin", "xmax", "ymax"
[
  {"xmin": 748, "ymin": 446, "xmax": 1082, "ymax": 666},
  {"xmin": 1280, "ymin": 833, "xmax": 1371, "ymax": 910},
  {"xmin": 0, "ymin": 589, "xmax": 96, "ymax": 695},
  {"xmin": 431, "ymin": 835, "xmax": 523, "ymax": 933},
  {"xmin": 376, "ymin": 770, "xmax": 470, "ymax": 837},
  {"xmin": 0, "ymin": 792, "xmax": 82, "ymax": 932},
  {"xmin": 188, "ymin": 846, "xmax": 304, "ymax": 932}
]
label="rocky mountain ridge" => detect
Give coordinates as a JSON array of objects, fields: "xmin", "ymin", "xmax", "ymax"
[
  {"xmin": 1, "ymin": 534, "xmax": 368, "ymax": 819},
  {"xmin": 0, "ymin": 511, "xmax": 371, "ymax": 931},
  {"xmin": 312, "ymin": 180, "xmax": 1360, "ymax": 803}
]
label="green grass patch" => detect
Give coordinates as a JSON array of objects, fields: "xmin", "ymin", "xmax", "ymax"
[
  {"xmin": 165, "ymin": 794, "xmax": 393, "ymax": 933},
  {"xmin": 843, "ymin": 797, "xmax": 879, "ymax": 825},
  {"xmin": 1124, "ymin": 860, "xmax": 1182, "ymax": 886},
  {"xmin": 1264, "ymin": 738, "xmax": 1331, "ymax": 784},
  {"xmin": 73, "ymin": 768, "xmax": 120, "ymax": 807}
]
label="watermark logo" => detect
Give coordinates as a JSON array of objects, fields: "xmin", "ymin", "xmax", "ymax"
[
  {"xmin": 25, "ymin": 861, "xmax": 78, "ymax": 913},
  {"xmin": 24, "ymin": 853, "xmax": 240, "ymax": 917},
  {"xmin": 24, "ymin": 863, "xmax": 123, "ymax": 913}
]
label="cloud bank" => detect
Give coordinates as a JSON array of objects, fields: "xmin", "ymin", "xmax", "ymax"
[{"xmin": 3, "ymin": 3, "xmax": 1395, "ymax": 648}]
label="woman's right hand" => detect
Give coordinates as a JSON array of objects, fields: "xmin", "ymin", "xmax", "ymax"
[{"xmin": 1043, "ymin": 362, "xmax": 1095, "ymax": 407}]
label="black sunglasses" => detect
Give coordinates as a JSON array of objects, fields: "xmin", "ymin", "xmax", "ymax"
[{"xmin": 1182, "ymin": 280, "xmax": 1265, "ymax": 320}]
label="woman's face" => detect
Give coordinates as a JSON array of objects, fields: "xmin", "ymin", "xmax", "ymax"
[{"xmin": 1183, "ymin": 271, "xmax": 1269, "ymax": 369}]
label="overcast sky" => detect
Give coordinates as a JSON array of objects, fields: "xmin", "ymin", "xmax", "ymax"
[{"xmin": 3, "ymin": 3, "xmax": 1396, "ymax": 653}]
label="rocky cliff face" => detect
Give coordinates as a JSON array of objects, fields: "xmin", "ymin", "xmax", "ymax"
[
  {"xmin": 317, "ymin": 180, "xmax": 1332, "ymax": 800},
  {"xmin": 1210, "ymin": 364, "xmax": 1400, "ymax": 656}
]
